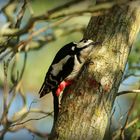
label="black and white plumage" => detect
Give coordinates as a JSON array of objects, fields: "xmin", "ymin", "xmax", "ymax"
[
  {"xmin": 39, "ymin": 39, "xmax": 97, "ymax": 98},
  {"xmin": 39, "ymin": 39, "xmax": 98, "ymax": 125}
]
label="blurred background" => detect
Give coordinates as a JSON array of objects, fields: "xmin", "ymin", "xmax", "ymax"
[{"xmin": 0, "ymin": 0, "xmax": 140, "ymax": 140}]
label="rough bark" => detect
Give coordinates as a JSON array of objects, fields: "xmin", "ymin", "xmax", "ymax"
[{"xmin": 50, "ymin": 1, "xmax": 140, "ymax": 140}]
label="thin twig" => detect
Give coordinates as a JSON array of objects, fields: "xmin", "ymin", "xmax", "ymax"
[
  {"xmin": 109, "ymin": 107, "xmax": 116, "ymax": 137},
  {"xmin": 49, "ymin": 2, "xmax": 114, "ymax": 19},
  {"xmin": 10, "ymin": 112, "xmax": 53, "ymax": 127},
  {"xmin": 29, "ymin": 16, "xmax": 71, "ymax": 40},
  {"xmin": 19, "ymin": 52, "xmax": 27, "ymax": 80},
  {"xmin": 1, "ymin": 0, "xmax": 17, "ymax": 24},
  {"xmin": 123, "ymin": 73, "xmax": 140, "ymax": 81},
  {"xmin": 112, "ymin": 115, "xmax": 140, "ymax": 140},
  {"xmin": 119, "ymin": 94, "xmax": 138, "ymax": 140},
  {"xmin": 13, "ymin": 16, "xmax": 72, "ymax": 52},
  {"xmin": 1, "ymin": 0, "xmax": 15, "ymax": 12},
  {"xmin": 7, "ymin": 52, "xmax": 27, "ymax": 111},
  {"xmin": 129, "ymin": 66, "xmax": 140, "ymax": 70},
  {"xmin": 25, "ymin": 127, "xmax": 49, "ymax": 138},
  {"xmin": 1, "ymin": 0, "xmax": 85, "ymax": 36},
  {"xmin": 48, "ymin": 0, "xmax": 85, "ymax": 14},
  {"xmin": 2, "ymin": 62, "xmax": 9, "ymax": 119},
  {"xmin": 8, "ymin": 126, "xmax": 49, "ymax": 138},
  {"xmin": 15, "ymin": 0, "xmax": 27, "ymax": 28},
  {"xmin": 117, "ymin": 90, "xmax": 140, "ymax": 96},
  {"xmin": 125, "ymin": 115, "xmax": 140, "ymax": 129},
  {"xmin": 1, "ymin": 1, "xmax": 126, "ymax": 37},
  {"xmin": 0, "ymin": 49, "xmax": 13, "ymax": 62}
]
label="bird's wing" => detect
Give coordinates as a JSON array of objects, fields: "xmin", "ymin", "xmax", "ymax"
[
  {"xmin": 39, "ymin": 42, "xmax": 76, "ymax": 98},
  {"xmin": 39, "ymin": 55, "xmax": 75, "ymax": 98}
]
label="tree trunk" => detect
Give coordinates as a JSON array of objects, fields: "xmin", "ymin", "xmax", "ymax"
[{"xmin": 50, "ymin": 1, "xmax": 140, "ymax": 140}]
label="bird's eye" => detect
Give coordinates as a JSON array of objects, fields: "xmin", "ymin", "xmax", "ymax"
[{"xmin": 83, "ymin": 40, "xmax": 87, "ymax": 43}]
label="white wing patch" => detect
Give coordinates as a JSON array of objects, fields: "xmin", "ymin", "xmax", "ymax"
[
  {"xmin": 71, "ymin": 46, "xmax": 75, "ymax": 51},
  {"xmin": 51, "ymin": 55, "xmax": 71, "ymax": 76}
]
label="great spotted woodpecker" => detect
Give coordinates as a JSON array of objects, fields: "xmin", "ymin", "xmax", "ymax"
[{"xmin": 39, "ymin": 39, "xmax": 99, "ymax": 123}]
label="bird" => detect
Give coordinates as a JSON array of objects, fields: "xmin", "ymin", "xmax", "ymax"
[{"xmin": 39, "ymin": 38, "xmax": 99, "ymax": 123}]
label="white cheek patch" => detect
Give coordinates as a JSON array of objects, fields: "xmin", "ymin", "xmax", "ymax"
[
  {"xmin": 51, "ymin": 55, "xmax": 71, "ymax": 76},
  {"xmin": 77, "ymin": 40, "xmax": 93, "ymax": 48},
  {"xmin": 80, "ymin": 45, "xmax": 93, "ymax": 58}
]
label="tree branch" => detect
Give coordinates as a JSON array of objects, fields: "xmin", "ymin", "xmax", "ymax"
[
  {"xmin": 117, "ymin": 89, "xmax": 140, "ymax": 96},
  {"xmin": 1, "ymin": 1, "xmax": 127, "ymax": 37},
  {"xmin": 10, "ymin": 112, "xmax": 53, "ymax": 127},
  {"xmin": 123, "ymin": 73, "xmax": 140, "ymax": 81},
  {"xmin": 1, "ymin": 0, "xmax": 85, "ymax": 36}
]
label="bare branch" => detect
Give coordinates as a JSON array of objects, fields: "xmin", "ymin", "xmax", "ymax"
[
  {"xmin": 1, "ymin": 0, "xmax": 17, "ymax": 24},
  {"xmin": 12, "ymin": 16, "xmax": 71, "ymax": 52},
  {"xmin": 120, "ymin": 94, "xmax": 137, "ymax": 139},
  {"xmin": 113, "ymin": 94, "xmax": 138, "ymax": 140},
  {"xmin": 1, "ymin": 1, "xmax": 127, "ymax": 37},
  {"xmin": 49, "ymin": 1, "xmax": 117, "ymax": 19},
  {"xmin": 8, "ymin": 126, "xmax": 49, "ymax": 138},
  {"xmin": 125, "ymin": 115, "xmax": 140, "ymax": 129},
  {"xmin": 1, "ymin": 0, "xmax": 15, "ymax": 12},
  {"xmin": 0, "ymin": 50, "xmax": 13, "ymax": 62},
  {"xmin": 117, "ymin": 90, "xmax": 140, "ymax": 96},
  {"xmin": 129, "ymin": 66, "xmax": 140, "ymax": 70},
  {"xmin": 28, "ymin": 16, "xmax": 71, "ymax": 42},
  {"xmin": 11, "ymin": 99, "xmax": 35, "ymax": 123},
  {"xmin": 112, "ymin": 115, "xmax": 140, "ymax": 140},
  {"xmin": 19, "ymin": 52, "xmax": 27, "ymax": 80},
  {"xmin": 108, "ymin": 107, "xmax": 116, "ymax": 137},
  {"xmin": 15, "ymin": 0, "xmax": 27, "ymax": 28},
  {"xmin": 2, "ymin": 62, "xmax": 9, "ymax": 120},
  {"xmin": 10, "ymin": 112, "xmax": 53, "ymax": 127},
  {"xmin": 24, "ymin": 127, "xmax": 49, "ymax": 138},
  {"xmin": 48, "ymin": 0, "xmax": 85, "ymax": 14},
  {"xmin": 1, "ymin": 0, "xmax": 85, "ymax": 36},
  {"xmin": 123, "ymin": 73, "xmax": 140, "ymax": 81}
]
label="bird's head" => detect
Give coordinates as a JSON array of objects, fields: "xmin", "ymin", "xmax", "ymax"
[{"xmin": 76, "ymin": 39, "xmax": 100, "ymax": 49}]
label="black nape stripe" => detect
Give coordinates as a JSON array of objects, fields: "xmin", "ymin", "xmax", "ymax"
[{"xmin": 76, "ymin": 53, "xmax": 82, "ymax": 64}]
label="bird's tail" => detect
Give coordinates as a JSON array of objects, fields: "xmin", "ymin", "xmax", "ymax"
[{"xmin": 39, "ymin": 82, "xmax": 52, "ymax": 98}]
